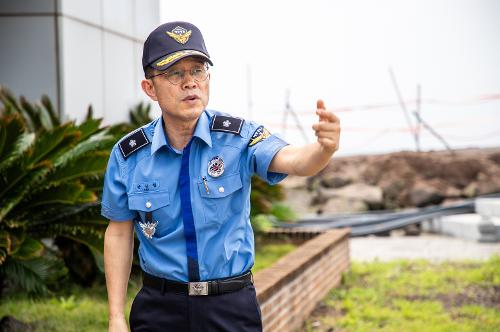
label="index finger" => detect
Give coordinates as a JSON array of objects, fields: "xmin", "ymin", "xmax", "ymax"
[
  {"xmin": 317, "ymin": 99, "xmax": 326, "ymax": 110},
  {"xmin": 316, "ymin": 108, "xmax": 339, "ymax": 123},
  {"xmin": 316, "ymin": 99, "xmax": 327, "ymax": 121}
]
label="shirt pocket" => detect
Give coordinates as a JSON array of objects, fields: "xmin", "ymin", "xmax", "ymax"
[
  {"xmin": 128, "ymin": 191, "xmax": 173, "ymax": 237},
  {"xmin": 197, "ymin": 172, "xmax": 243, "ymax": 225}
]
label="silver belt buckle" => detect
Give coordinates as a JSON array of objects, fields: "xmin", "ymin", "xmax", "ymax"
[{"xmin": 188, "ymin": 281, "xmax": 208, "ymax": 296}]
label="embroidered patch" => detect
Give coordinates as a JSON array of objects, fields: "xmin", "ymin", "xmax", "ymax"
[
  {"xmin": 248, "ymin": 126, "xmax": 271, "ymax": 147},
  {"xmin": 118, "ymin": 128, "xmax": 150, "ymax": 159},
  {"xmin": 155, "ymin": 50, "xmax": 207, "ymax": 67},
  {"xmin": 207, "ymin": 156, "xmax": 224, "ymax": 178},
  {"xmin": 211, "ymin": 115, "xmax": 244, "ymax": 135},
  {"xmin": 166, "ymin": 26, "xmax": 192, "ymax": 44}
]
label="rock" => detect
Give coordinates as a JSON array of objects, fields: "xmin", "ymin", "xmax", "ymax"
[
  {"xmin": 318, "ymin": 183, "xmax": 383, "ymax": 207},
  {"xmin": 0, "ymin": 316, "xmax": 32, "ymax": 332},
  {"xmin": 445, "ymin": 186, "xmax": 462, "ymax": 198},
  {"xmin": 280, "ymin": 176, "xmax": 309, "ymax": 190},
  {"xmin": 320, "ymin": 174, "xmax": 352, "ymax": 188},
  {"xmin": 288, "ymin": 148, "xmax": 500, "ymax": 211},
  {"xmin": 409, "ymin": 182, "xmax": 445, "ymax": 207},
  {"xmin": 463, "ymin": 182, "xmax": 479, "ymax": 198},
  {"xmin": 319, "ymin": 197, "xmax": 368, "ymax": 214},
  {"xmin": 281, "ymin": 188, "xmax": 317, "ymax": 217},
  {"xmin": 403, "ymin": 223, "xmax": 422, "ymax": 236}
]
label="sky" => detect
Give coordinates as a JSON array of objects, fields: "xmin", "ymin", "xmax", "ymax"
[{"xmin": 160, "ymin": 0, "xmax": 500, "ymax": 156}]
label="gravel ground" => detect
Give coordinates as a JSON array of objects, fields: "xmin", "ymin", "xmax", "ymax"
[{"xmin": 350, "ymin": 232, "xmax": 500, "ymax": 262}]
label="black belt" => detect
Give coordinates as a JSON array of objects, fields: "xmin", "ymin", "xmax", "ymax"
[{"xmin": 142, "ymin": 271, "xmax": 253, "ymax": 296}]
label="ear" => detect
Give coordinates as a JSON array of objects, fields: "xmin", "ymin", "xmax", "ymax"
[{"xmin": 141, "ymin": 79, "xmax": 158, "ymax": 101}]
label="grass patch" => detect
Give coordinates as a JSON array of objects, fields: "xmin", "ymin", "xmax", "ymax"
[
  {"xmin": 0, "ymin": 281, "xmax": 141, "ymax": 332},
  {"xmin": 254, "ymin": 242, "xmax": 297, "ymax": 272},
  {"xmin": 0, "ymin": 241, "xmax": 295, "ymax": 331},
  {"xmin": 305, "ymin": 256, "xmax": 500, "ymax": 332}
]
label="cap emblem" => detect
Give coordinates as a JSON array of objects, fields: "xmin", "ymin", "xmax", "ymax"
[{"xmin": 166, "ymin": 26, "xmax": 192, "ymax": 44}]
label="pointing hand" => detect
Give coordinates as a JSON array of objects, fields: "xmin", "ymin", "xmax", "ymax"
[{"xmin": 312, "ymin": 99, "xmax": 341, "ymax": 154}]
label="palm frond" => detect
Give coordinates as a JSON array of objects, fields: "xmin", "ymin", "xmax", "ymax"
[
  {"xmin": 0, "ymin": 114, "xmax": 32, "ymax": 170},
  {"xmin": 11, "ymin": 236, "xmax": 44, "ymax": 260},
  {"xmin": 1, "ymin": 255, "xmax": 66, "ymax": 295},
  {"xmin": 45, "ymin": 152, "xmax": 108, "ymax": 185},
  {"xmin": 61, "ymin": 233, "xmax": 104, "ymax": 272},
  {"xmin": 40, "ymin": 94, "xmax": 61, "ymax": 126}
]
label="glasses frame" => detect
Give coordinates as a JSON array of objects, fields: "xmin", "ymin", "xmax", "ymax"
[{"xmin": 147, "ymin": 62, "xmax": 209, "ymax": 85}]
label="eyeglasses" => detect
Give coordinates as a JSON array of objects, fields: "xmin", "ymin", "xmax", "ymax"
[{"xmin": 148, "ymin": 64, "xmax": 209, "ymax": 85}]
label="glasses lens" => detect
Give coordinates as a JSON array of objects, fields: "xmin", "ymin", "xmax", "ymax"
[
  {"xmin": 193, "ymin": 67, "xmax": 209, "ymax": 82},
  {"xmin": 162, "ymin": 65, "xmax": 209, "ymax": 85},
  {"xmin": 165, "ymin": 70, "xmax": 183, "ymax": 85}
]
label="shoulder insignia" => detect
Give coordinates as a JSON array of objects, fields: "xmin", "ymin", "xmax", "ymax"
[
  {"xmin": 248, "ymin": 126, "xmax": 271, "ymax": 147},
  {"xmin": 118, "ymin": 128, "xmax": 150, "ymax": 159},
  {"xmin": 210, "ymin": 115, "xmax": 244, "ymax": 135}
]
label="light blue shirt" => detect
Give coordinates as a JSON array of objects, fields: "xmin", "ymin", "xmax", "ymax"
[{"xmin": 101, "ymin": 110, "xmax": 288, "ymax": 282}]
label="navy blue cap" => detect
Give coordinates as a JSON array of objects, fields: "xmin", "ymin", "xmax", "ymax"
[{"xmin": 142, "ymin": 21, "xmax": 213, "ymax": 74}]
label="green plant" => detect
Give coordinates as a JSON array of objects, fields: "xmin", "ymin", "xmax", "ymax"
[
  {"xmin": 129, "ymin": 102, "xmax": 153, "ymax": 128},
  {"xmin": 270, "ymin": 202, "xmax": 297, "ymax": 222},
  {"xmin": 0, "ymin": 87, "xmax": 114, "ymax": 295}
]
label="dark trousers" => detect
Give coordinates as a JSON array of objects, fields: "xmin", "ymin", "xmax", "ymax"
[{"xmin": 129, "ymin": 283, "xmax": 263, "ymax": 332}]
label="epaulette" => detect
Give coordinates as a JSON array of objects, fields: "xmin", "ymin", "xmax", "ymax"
[
  {"xmin": 118, "ymin": 128, "xmax": 150, "ymax": 159},
  {"xmin": 210, "ymin": 114, "xmax": 244, "ymax": 135}
]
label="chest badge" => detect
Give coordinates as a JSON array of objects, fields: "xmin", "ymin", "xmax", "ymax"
[
  {"xmin": 139, "ymin": 220, "xmax": 158, "ymax": 239},
  {"xmin": 208, "ymin": 156, "xmax": 224, "ymax": 178}
]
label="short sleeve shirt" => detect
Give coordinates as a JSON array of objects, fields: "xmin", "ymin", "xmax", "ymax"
[{"xmin": 101, "ymin": 110, "xmax": 288, "ymax": 282}]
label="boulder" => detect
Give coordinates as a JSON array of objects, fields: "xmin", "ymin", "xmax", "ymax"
[
  {"xmin": 281, "ymin": 188, "xmax": 317, "ymax": 217},
  {"xmin": 319, "ymin": 197, "xmax": 368, "ymax": 214},
  {"xmin": 280, "ymin": 176, "xmax": 309, "ymax": 190},
  {"xmin": 409, "ymin": 181, "xmax": 445, "ymax": 207},
  {"xmin": 318, "ymin": 183, "xmax": 383, "ymax": 207},
  {"xmin": 320, "ymin": 173, "xmax": 352, "ymax": 188},
  {"xmin": 0, "ymin": 316, "xmax": 32, "ymax": 332}
]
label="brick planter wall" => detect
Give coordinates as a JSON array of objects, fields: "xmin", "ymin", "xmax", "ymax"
[{"xmin": 254, "ymin": 228, "xmax": 350, "ymax": 332}]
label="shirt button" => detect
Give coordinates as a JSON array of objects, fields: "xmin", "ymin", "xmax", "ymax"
[
  {"xmin": 145, "ymin": 201, "xmax": 152, "ymax": 209},
  {"xmin": 218, "ymin": 187, "xmax": 225, "ymax": 193}
]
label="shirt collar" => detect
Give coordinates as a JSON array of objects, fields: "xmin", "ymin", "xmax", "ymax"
[
  {"xmin": 150, "ymin": 117, "xmax": 168, "ymax": 155},
  {"xmin": 192, "ymin": 110, "xmax": 213, "ymax": 148},
  {"xmin": 150, "ymin": 111, "xmax": 212, "ymax": 155}
]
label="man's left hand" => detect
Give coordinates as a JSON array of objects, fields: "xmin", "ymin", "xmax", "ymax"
[{"xmin": 312, "ymin": 99, "xmax": 341, "ymax": 154}]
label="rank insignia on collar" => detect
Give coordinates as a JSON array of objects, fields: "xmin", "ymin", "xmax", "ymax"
[
  {"xmin": 139, "ymin": 220, "xmax": 158, "ymax": 239},
  {"xmin": 166, "ymin": 26, "xmax": 192, "ymax": 44},
  {"xmin": 118, "ymin": 128, "xmax": 150, "ymax": 159},
  {"xmin": 208, "ymin": 156, "xmax": 224, "ymax": 177},
  {"xmin": 248, "ymin": 126, "xmax": 271, "ymax": 147},
  {"xmin": 211, "ymin": 115, "xmax": 244, "ymax": 135}
]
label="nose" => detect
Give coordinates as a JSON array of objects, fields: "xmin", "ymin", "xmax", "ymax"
[{"xmin": 182, "ymin": 72, "xmax": 197, "ymax": 89}]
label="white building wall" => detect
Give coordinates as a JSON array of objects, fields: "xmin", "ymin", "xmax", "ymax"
[
  {"xmin": 58, "ymin": 0, "xmax": 160, "ymax": 124},
  {"xmin": 0, "ymin": 0, "xmax": 160, "ymax": 124},
  {"xmin": 0, "ymin": 1, "xmax": 59, "ymax": 108}
]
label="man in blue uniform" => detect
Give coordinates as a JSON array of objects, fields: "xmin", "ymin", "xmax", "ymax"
[{"xmin": 102, "ymin": 21, "xmax": 341, "ymax": 332}]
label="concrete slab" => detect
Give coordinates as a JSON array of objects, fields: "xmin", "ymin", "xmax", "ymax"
[
  {"xmin": 422, "ymin": 212, "xmax": 500, "ymax": 242},
  {"xmin": 350, "ymin": 233, "xmax": 500, "ymax": 262},
  {"xmin": 476, "ymin": 198, "xmax": 500, "ymax": 217}
]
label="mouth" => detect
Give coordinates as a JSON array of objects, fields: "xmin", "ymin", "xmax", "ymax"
[{"xmin": 182, "ymin": 95, "xmax": 199, "ymax": 102}]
